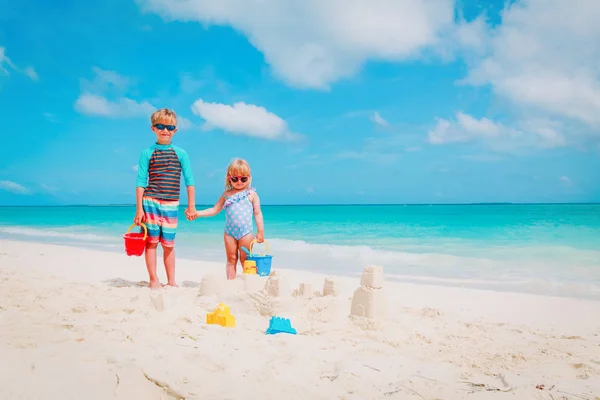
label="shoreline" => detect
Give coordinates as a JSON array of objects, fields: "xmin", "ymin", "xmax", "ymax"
[
  {"xmin": 1, "ymin": 239, "xmax": 600, "ymax": 399},
  {"xmin": 2, "ymin": 233, "xmax": 600, "ymax": 303}
]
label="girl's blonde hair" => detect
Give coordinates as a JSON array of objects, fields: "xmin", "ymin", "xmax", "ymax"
[{"xmin": 224, "ymin": 158, "xmax": 252, "ymax": 190}]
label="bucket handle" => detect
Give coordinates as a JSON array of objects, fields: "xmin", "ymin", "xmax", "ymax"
[
  {"xmin": 249, "ymin": 239, "xmax": 269, "ymax": 256},
  {"xmin": 126, "ymin": 222, "xmax": 148, "ymax": 241}
]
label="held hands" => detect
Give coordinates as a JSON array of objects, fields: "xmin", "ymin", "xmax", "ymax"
[{"xmin": 185, "ymin": 207, "xmax": 198, "ymax": 221}]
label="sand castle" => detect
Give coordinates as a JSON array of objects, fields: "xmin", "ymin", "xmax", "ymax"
[
  {"xmin": 249, "ymin": 271, "xmax": 293, "ymax": 316},
  {"xmin": 292, "ymin": 278, "xmax": 338, "ymax": 298},
  {"xmin": 322, "ymin": 277, "xmax": 338, "ymax": 297},
  {"xmin": 350, "ymin": 265, "xmax": 387, "ymax": 319},
  {"xmin": 292, "ymin": 283, "xmax": 314, "ymax": 298},
  {"xmin": 198, "ymin": 273, "xmax": 223, "ymax": 297},
  {"xmin": 264, "ymin": 271, "xmax": 288, "ymax": 297},
  {"xmin": 241, "ymin": 273, "xmax": 263, "ymax": 293}
]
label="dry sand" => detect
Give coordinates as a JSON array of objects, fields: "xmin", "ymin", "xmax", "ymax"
[{"xmin": 1, "ymin": 239, "xmax": 599, "ymax": 399}]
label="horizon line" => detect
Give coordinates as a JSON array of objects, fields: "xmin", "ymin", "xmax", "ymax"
[{"xmin": 1, "ymin": 202, "xmax": 600, "ymax": 207}]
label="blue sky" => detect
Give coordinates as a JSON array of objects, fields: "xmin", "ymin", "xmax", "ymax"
[{"xmin": 1, "ymin": 0, "xmax": 599, "ymax": 205}]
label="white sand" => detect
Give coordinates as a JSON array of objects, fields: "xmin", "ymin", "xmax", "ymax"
[{"xmin": 1, "ymin": 239, "xmax": 599, "ymax": 400}]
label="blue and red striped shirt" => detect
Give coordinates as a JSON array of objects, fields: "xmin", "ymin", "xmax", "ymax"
[{"xmin": 135, "ymin": 143, "xmax": 195, "ymax": 201}]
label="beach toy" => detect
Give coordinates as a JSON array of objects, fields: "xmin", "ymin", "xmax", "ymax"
[
  {"xmin": 266, "ymin": 316, "xmax": 297, "ymax": 335},
  {"xmin": 243, "ymin": 260, "xmax": 257, "ymax": 274},
  {"xmin": 247, "ymin": 239, "xmax": 273, "ymax": 276},
  {"xmin": 240, "ymin": 246, "xmax": 251, "ymax": 256},
  {"xmin": 123, "ymin": 223, "xmax": 148, "ymax": 257},
  {"xmin": 206, "ymin": 303, "xmax": 236, "ymax": 328}
]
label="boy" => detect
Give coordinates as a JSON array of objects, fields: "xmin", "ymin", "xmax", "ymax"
[{"xmin": 134, "ymin": 108, "xmax": 196, "ymax": 289}]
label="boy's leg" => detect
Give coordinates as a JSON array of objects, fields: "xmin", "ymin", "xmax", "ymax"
[
  {"xmin": 162, "ymin": 246, "xmax": 176, "ymax": 286},
  {"xmin": 159, "ymin": 200, "xmax": 179, "ymax": 286},
  {"xmin": 142, "ymin": 197, "xmax": 162, "ymax": 289},
  {"xmin": 145, "ymin": 243, "xmax": 161, "ymax": 289}
]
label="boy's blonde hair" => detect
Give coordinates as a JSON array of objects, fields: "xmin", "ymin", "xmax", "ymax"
[
  {"xmin": 224, "ymin": 158, "xmax": 252, "ymax": 190},
  {"xmin": 151, "ymin": 108, "xmax": 177, "ymax": 125}
]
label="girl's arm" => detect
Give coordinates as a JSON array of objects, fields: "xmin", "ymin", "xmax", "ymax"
[
  {"xmin": 251, "ymin": 192, "xmax": 265, "ymax": 242},
  {"xmin": 194, "ymin": 195, "xmax": 226, "ymax": 218}
]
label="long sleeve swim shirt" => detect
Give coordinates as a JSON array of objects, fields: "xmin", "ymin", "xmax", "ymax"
[{"xmin": 135, "ymin": 143, "xmax": 195, "ymax": 201}]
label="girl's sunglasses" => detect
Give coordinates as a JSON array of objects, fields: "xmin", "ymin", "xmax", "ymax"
[
  {"xmin": 230, "ymin": 175, "xmax": 248, "ymax": 183},
  {"xmin": 153, "ymin": 123, "xmax": 176, "ymax": 131}
]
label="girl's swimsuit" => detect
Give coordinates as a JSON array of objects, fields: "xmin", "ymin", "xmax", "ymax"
[{"xmin": 223, "ymin": 188, "xmax": 256, "ymax": 240}]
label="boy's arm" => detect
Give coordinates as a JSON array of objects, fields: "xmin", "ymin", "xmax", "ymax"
[
  {"xmin": 134, "ymin": 187, "xmax": 145, "ymax": 223},
  {"xmin": 186, "ymin": 185, "xmax": 196, "ymax": 213},
  {"xmin": 251, "ymin": 192, "xmax": 265, "ymax": 242},
  {"xmin": 177, "ymin": 147, "xmax": 195, "ymax": 187},
  {"xmin": 176, "ymin": 147, "xmax": 196, "ymax": 213},
  {"xmin": 134, "ymin": 149, "xmax": 150, "ymax": 224}
]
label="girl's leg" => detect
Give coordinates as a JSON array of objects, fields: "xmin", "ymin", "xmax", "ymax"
[
  {"xmin": 223, "ymin": 233, "xmax": 239, "ymax": 280},
  {"xmin": 238, "ymin": 233, "xmax": 255, "ymax": 268}
]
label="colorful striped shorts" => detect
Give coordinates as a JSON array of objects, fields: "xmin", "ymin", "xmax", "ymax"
[{"xmin": 142, "ymin": 196, "xmax": 179, "ymax": 247}]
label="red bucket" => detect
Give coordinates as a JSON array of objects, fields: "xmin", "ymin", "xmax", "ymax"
[{"xmin": 123, "ymin": 223, "xmax": 148, "ymax": 256}]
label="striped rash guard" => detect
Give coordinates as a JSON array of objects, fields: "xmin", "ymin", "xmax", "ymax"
[{"xmin": 135, "ymin": 143, "xmax": 195, "ymax": 201}]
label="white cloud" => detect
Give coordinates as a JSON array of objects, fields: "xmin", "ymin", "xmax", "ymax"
[
  {"xmin": 461, "ymin": 0, "xmax": 600, "ymax": 134},
  {"xmin": 132, "ymin": 165, "xmax": 139, "ymax": 172},
  {"xmin": 0, "ymin": 47, "xmax": 37, "ymax": 81},
  {"xmin": 560, "ymin": 176, "xmax": 572, "ymax": 185},
  {"xmin": 179, "ymin": 73, "xmax": 205, "ymax": 93},
  {"xmin": 43, "ymin": 112, "xmax": 58, "ymax": 123},
  {"xmin": 370, "ymin": 111, "xmax": 389, "ymax": 127},
  {"xmin": 0, "ymin": 47, "xmax": 16, "ymax": 75},
  {"xmin": 136, "ymin": 0, "xmax": 464, "ymax": 89},
  {"xmin": 428, "ymin": 112, "xmax": 565, "ymax": 149},
  {"xmin": 75, "ymin": 93, "xmax": 155, "ymax": 118},
  {"xmin": 0, "ymin": 180, "xmax": 29, "ymax": 195},
  {"xmin": 40, "ymin": 184, "xmax": 58, "ymax": 194},
  {"xmin": 82, "ymin": 66, "xmax": 131, "ymax": 93},
  {"xmin": 191, "ymin": 98, "xmax": 298, "ymax": 140},
  {"xmin": 177, "ymin": 116, "xmax": 193, "ymax": 130},
  {"xmin": 74, "ymin": 68, "xmax": 154, "ymax": 118},
  {"xmin": 23, "ymin": 66, "xmax": 38, "ymax": 81},
  {"xmin": 428, "ymin": 112, "xmax": 505, "ymax": 144}
]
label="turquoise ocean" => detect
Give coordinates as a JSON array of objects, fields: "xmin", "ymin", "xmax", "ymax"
[{"xmin": 1, "ymin": 204, "xmax": 599, "ymax": 301}]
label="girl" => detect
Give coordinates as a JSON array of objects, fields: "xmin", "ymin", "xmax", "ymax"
[{"xmin": 186, "ymin": 158, "xmax": 265, "ymax": 280}]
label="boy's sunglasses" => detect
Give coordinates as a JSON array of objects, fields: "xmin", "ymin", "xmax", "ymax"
[
  {"xmin": 153, "ymin": 123, "xmax": 176, "ymax": 131},
  {"xmin": 230, "ymin": 175, "xmax": 248, "ymax": 183}
]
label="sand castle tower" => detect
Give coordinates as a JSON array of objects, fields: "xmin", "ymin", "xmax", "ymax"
[
  {"xmin": 292, "ymin": 283, "xmax": 314, "ymax": 298},
  {"xmin": 249, "ymin": 271, "xmax": 292, "ymax": 316},
  {"xmin": 198, "ymin": 273, "xmax": 222, "ymax": 297},
  {"xmin": 350, "ymin": 265, "xmax": 387, "ymax": 319},
  {"xmin": 322, "ymin": 277, "xmax": 338, "ymax": 297},
  {"xmin": 264, "ymin": 271, "xmax": 289, "ymax": 297}
]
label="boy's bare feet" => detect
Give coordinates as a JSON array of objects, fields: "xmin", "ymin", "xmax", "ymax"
[
  {"xmin": 149, "ymin": 280, "xmax": 162, "ymax": 289},
  {"xmin": 166, "ymin": 282, "xmax": 178, "ymax": 288}
]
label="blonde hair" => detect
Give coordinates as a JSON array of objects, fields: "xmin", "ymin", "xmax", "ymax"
[
  {"xmin": 151, "ymin": 108, "xmax": 177, "ymax": 125},
  {"xmin": 224, "ymin": 158, "xmax": 252, "ymax": 190}
]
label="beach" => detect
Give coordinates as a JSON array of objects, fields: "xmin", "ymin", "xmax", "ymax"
[{"xmin": 1, "ymin": 239, "xmax": 599, "ymax": 399}]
